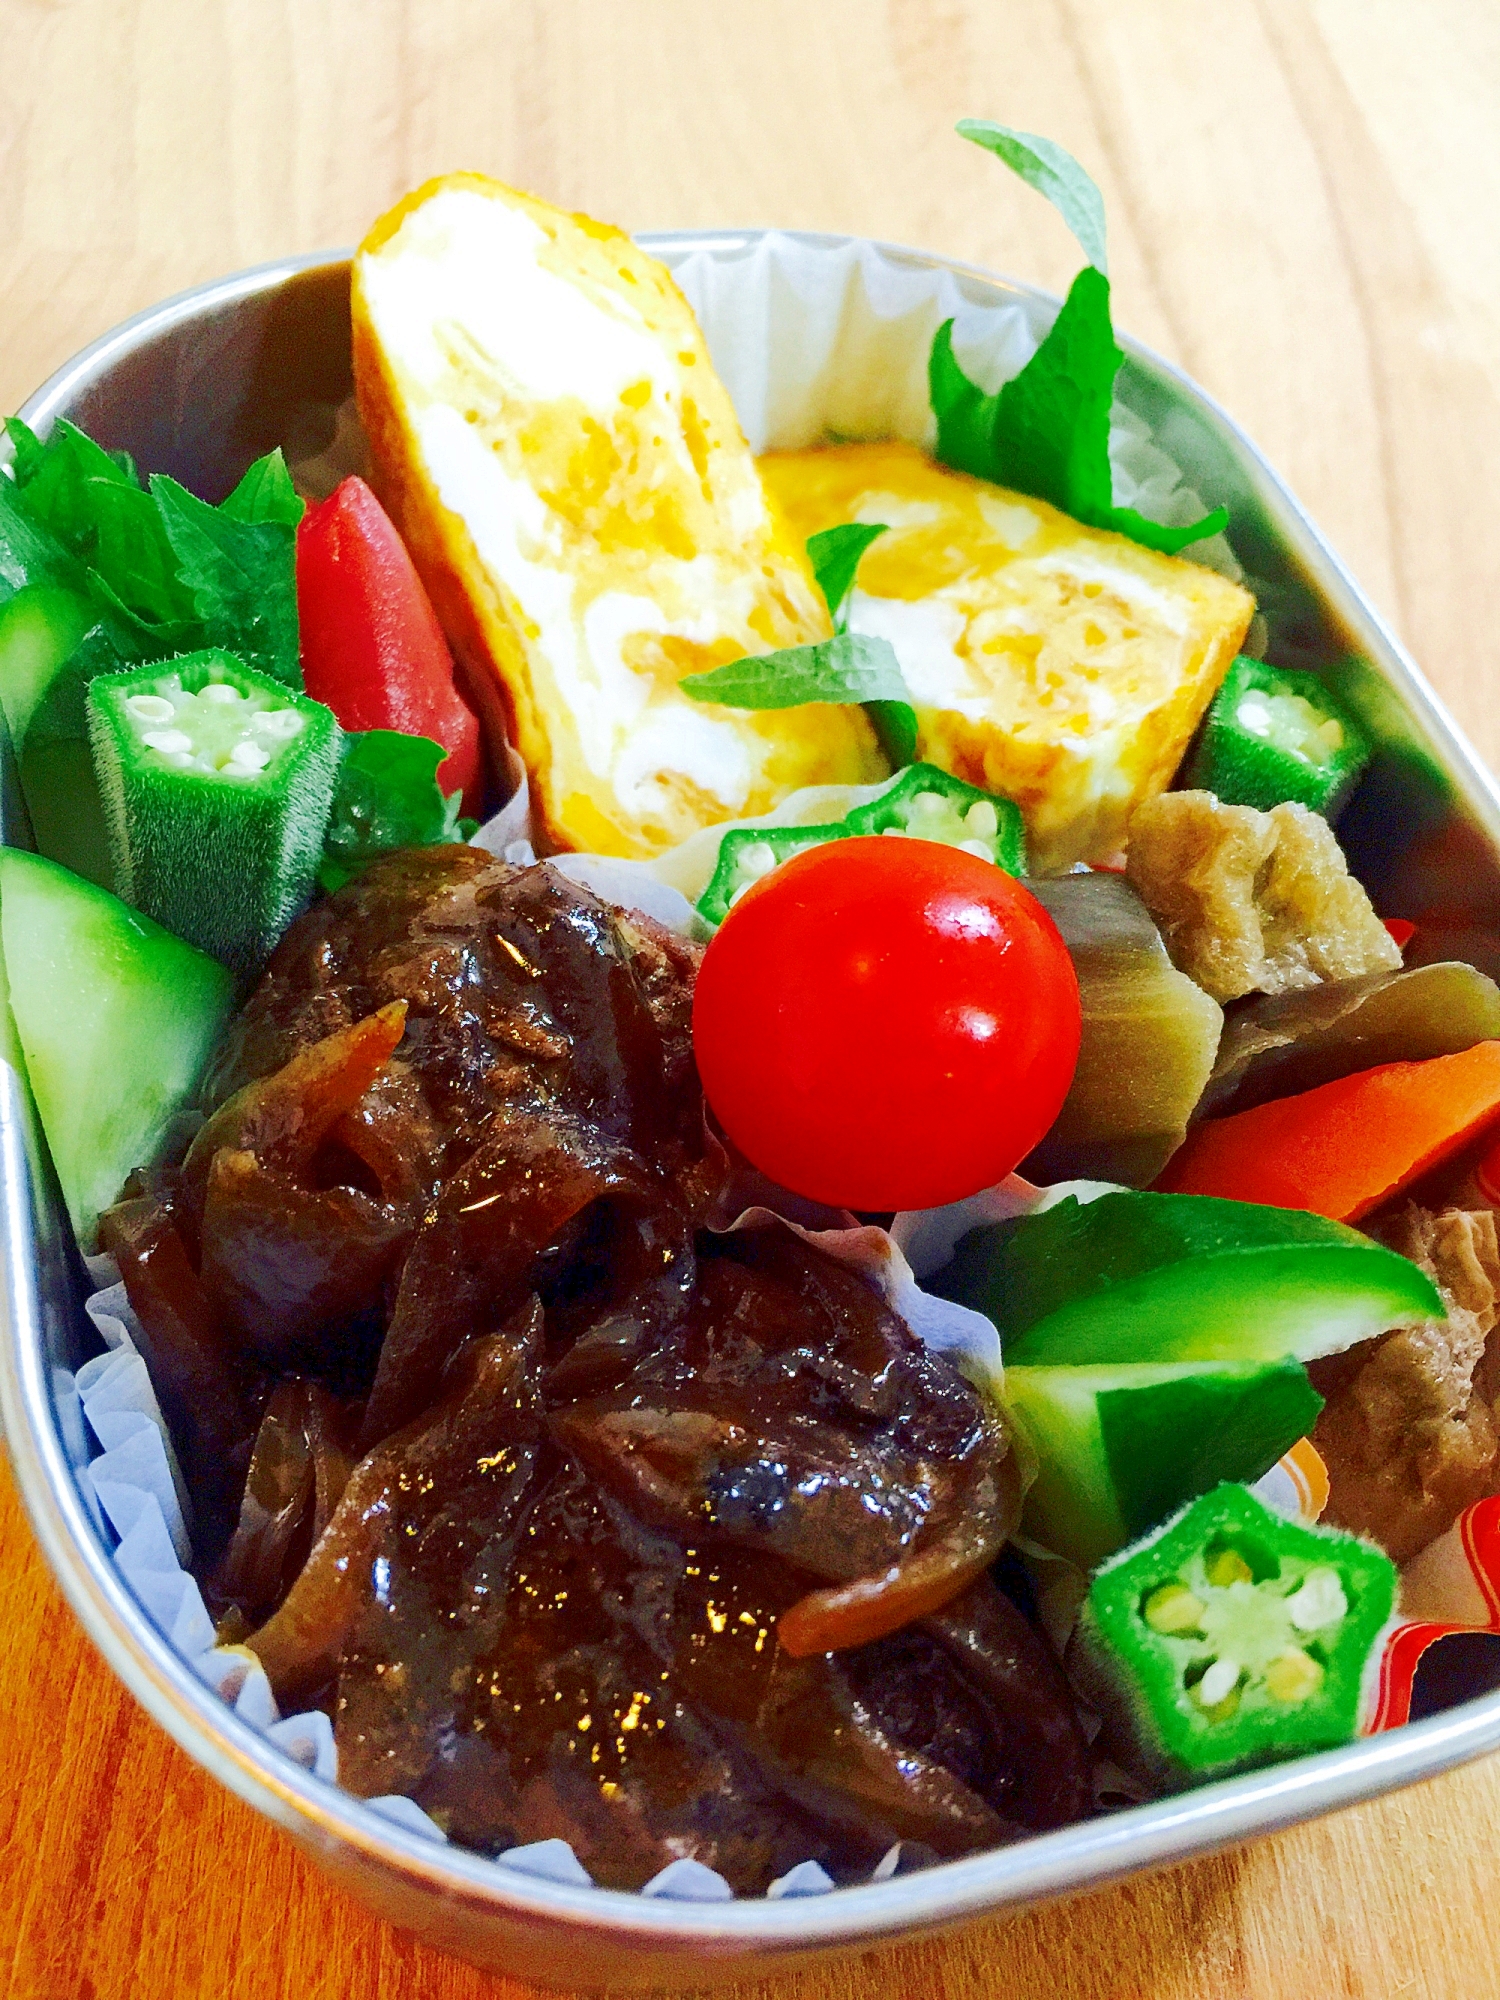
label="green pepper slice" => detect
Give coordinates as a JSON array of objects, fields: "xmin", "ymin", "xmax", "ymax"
[
  {"xmin": 87, "ymin": 648, "xmax": 342, "ymax": 977},
  {"xmin": 1187, "ymin": 655, "xmax": 1370, "ymax": 818},
  {"xmin": 1074, "ymin": 1483, "xmax": 1397, "ymax": 1790},
  {"xmin": 932, "ymin": 1189, "xmax": 1444, "ymax": 1367}
]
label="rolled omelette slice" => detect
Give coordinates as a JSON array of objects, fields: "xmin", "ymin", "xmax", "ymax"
[
  {"xmin": 760, "ymin": 442, "xmax": 1254, "ymax": 871},
  {"xmin": 351, "ymin": 174, "xmax": 886, "ymax": 857}
]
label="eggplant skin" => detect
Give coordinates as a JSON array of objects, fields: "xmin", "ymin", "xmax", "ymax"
[{"xmin": 351, "ymin": 173, "xmax": 885, "ymax": 858}]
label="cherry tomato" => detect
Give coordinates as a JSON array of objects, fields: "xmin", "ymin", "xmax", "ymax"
[{"xmin": 692, "ymin": 837, "xmax": 1081, "ymax": 1211}]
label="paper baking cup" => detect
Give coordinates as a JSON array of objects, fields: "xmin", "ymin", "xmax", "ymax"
[
  {"xmin": 77, "ymin": 1210, "xmax": 1005, "ymax": 1898},
  {"xmin": 59, "ymin": 228, "xmax": 1425, "ymax": 1905}
]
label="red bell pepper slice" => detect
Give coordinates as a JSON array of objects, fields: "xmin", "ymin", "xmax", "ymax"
[{"xmin": 297, "ymin": 477, "xmax": 482, "ymax": 811}]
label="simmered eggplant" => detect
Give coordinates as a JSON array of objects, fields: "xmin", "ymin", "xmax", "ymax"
[
  {"xmin": 1203, "ymin": 962, "xmax": 1500, "ymax": 1119},
  {"xmin": 1025, "ymin": 873, "xmax": 1222, "ymax": 1186}
]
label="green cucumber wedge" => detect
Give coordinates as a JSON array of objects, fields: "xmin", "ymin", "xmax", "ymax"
[
  {"xmin": 1006, "ymin": 1359, "xmax": 1323, "ymax": 1568},
  {"xmin": 935, "ymin": 1190, "xmax": 1443, "ymax": 1367},
  {"xmin": 0, "ymin": 847, "xmax": 234, "ymax": 1246},
  {"xmin": 0, "ymin": 584, "xmax": 116, "ymax": 886},
  {"xmin": 0, "ymin": 582, "xmax": 94, "ymax": 746}
]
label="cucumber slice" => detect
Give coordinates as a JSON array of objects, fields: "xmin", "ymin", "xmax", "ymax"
[
  {"xmin": 936, "ymin": 1190, "xmax": 1443, "ymax": 1366},
  {"xmin": 10, "ymin": 618, "xmax": 122, "ymax": 891},
  {"xmin": 0, "ymin": 585, "xmax": 110, "ymax": 885},
  {"xmin": 1006, "ymin": 1360, "xmax": 1323, "ymax": 1568},
  {"xmin": 0, "ymin": 583, "xmax": 94, "ymax": 744},
  {"xmin": 0, "ymin": 847, "xmax": 234, "ymax": 1246}
]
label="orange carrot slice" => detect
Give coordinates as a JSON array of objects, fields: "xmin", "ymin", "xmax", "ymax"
[
  {"xmin": 777, "ymin": 1547, "xmax": 994, "ymax": 1660},
  {"xmin": 1158, "ymin": 1040, "xmax": 1500, "ymax": 1221}
]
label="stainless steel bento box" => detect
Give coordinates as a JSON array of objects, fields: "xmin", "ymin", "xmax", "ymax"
[{"xmin": 5, "ymin": 236, "xmax": 1500, "ymax": 1991}]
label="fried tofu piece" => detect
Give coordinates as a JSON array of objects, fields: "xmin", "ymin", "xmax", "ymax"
[
  {"xmin": 1311, "ymin": 1204, "xmax": 1500, "ymax": 1564},
  {"xmin": 352, "ymin": 175, "xmax": 885, "ymax": 857},
  {"xmin": 760, "ymin": 442, "xmax": 1252, "ymax": 870},
  {"xmin": 1126, "ymin": 790, "xmax": 1401, "ymax": 1003}
]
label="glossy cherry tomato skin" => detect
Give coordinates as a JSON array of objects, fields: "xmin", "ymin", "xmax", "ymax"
[{"xmin": 692, "ymin": 836, "xmax": 1081, "ymax": 1211}]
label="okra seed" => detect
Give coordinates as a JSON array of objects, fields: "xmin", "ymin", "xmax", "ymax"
[
  {"xmin": 909, "ymin": 791, "xmax": 946, "ymax": 821},
  {"xmin": 736, "ymin": 842, "xmax": 777, "ymax": 880},
  {"xmin": 142, "ymin": 728, "xmax": 195, "ymax": 756},
  {"xmin": 1142, "ymin": 1583, "xmax": 1205, "ymax": 1635},
  {"xmin": 1195, "ymin": 1658, "xmax": 1241, "ymax": 1708},
  {"xmin": 225, "ymin": 741, "xmax": 272, "ymax": 774},
  {"xmin": 881, "ymin": 825, "xmax": 907, "ymax": 837},
  {"xmin": 1248, "ymin": 690, "xmax": 1341, "ymax": 768},
  {"xmin": 958, "ymin": 838, "xmax": 993, "ymax": 861},
  {"xmin": 1286, "ymin": 1566, "xmax": 1348, "ymax": 1631},
  {"xmin": 964, "ymin": 800, "xmax": 999, "ymax": 838},
  {"xmin": 200, "ymin": 682, "xmax": 242, "ymax": 704},
  {"xmin": 1204, "ymin": 1548, "xmax": 1254, "ymax": 1588},
  {"xmin": 1264, "ymin": 1648, "xmax": 1325, "ymax": 1703},
  {"xmin": 249, "ymin": 708, "xmax": 304, "ymax": 739},
  {"xmin": 125, "ymin": 694, "xmax": 177, "ymax": 726}
]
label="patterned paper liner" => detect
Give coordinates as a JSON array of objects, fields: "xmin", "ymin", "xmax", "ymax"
[{"xmin": 1369, "ymin": 1498, "xmax": 1500, "ymax": 1732}]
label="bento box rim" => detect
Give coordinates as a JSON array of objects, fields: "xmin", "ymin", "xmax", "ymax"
[{"xmin": 4, "ymin": 231, "xmax": 1500, "ymax": 1966}]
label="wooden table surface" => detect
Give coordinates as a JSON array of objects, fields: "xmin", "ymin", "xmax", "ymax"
[{"xmin": 5, "ymin": 2, "xmax": 1500, "ymax": 1994}]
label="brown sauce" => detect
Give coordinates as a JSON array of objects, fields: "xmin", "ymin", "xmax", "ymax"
[{"xmin": 102, "ymin": 847, "xmax": 1090, "ymax": 1892}]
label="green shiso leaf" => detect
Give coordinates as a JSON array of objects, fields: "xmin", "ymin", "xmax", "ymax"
[
  {"xmin": 3, "ymin": 417, "xmax": 48, "ymax": 486},
  {"xmin": 5, "ymin": 418, "xmax": 137, "ymax": 540},
  {"xmin": 866, "ymin": 698, "xmax": 919, "ymax": 767},
  {"xmin": 219, "ymin": 448, "xmax": 305, "ymax": 529},
  {"xmin": 318, "ymin": 729, "xmax": 466, "ymax": 893},
  {"xmin": 956, "ymin": 119, "xmax": 1109, "ymax": 273},
  {"xmin": 2, "ymin": 420, "xmax": 303, "ymax": 668},
  {"xmin": 932, "ymin": 126, "xmax": 1228, "ymax": 557},
  {"xmin": 0, "ymin": 477, "xmax": 84, "ymax": 600},
  {"xmin": 805, "ymin": 522, "xmax": 917, "ymax": 767},
  {"xmin": 808, "ymin": 522, "xmax": 888, "ymax": 624},
  {"xmin": 88, "ymin": 482, "xmax": 201, "ymax": 628},
  {"xmin": 4, "ymin": 420, "xmax": 181, "ymax": 617},
  {"xmin": 680, "ymin": 630, "xmax": 912, "ymax": 711},
  {"xmin": 151, "ymin": 472, "xmax": 301, "ymax": 687}
]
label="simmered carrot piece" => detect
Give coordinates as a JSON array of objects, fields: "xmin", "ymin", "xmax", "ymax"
[
  {"xmin": 1157, "ymin": 1040, "xmax": 1500, "ymax": 1221},
  {"xmin": 778, "ymin": 1547, "xmax": 996, "ymax": 1659}
]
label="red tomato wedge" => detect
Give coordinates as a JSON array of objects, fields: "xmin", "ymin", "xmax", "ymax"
[
  {"xmin": 297, "ymin": 476, "xmax": 482, "ymax": 810},
  {"xmin": 692, "ymin": 838, "xmax": 1081, "ymax": 1212}
]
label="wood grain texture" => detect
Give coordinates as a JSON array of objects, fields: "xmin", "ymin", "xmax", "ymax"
[{"xmin": 4, "ymin": 1, "xmax": 1500, "ymax": 1993}]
